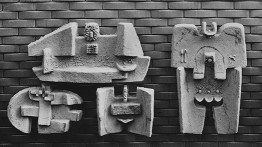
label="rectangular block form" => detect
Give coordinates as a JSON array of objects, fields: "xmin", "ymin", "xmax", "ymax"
[
  {"xmin": 97, "ymin": 86, "xmax": 154, "ymax": 137},
  {"xmin": 119, "ymin": 10, "xmax": 150, "ymax": 18},
  {"xmin": 136, "ymin": 19, "xmax": 167, "ymax": 27},
  {"xmin": 136, "ymin": 2, "xmax": 167, "ymax": 9},
  {"xmin": 36, "ymin": 19, "xmax": 68, "ymax": 27},
  {"xmin": 86, "ymin": 44, "xmax": 98, "ymax": 54},
  {"xmin": 19, "ymin": 11, "xmax": 51, "ymax": 19},
  {"xmin": 151, "ymin": 10, "xmax": 183, "ymax": 18},
  {"xmin": 103, "ymin": 2, "xmax": 135, "ymax": 9},
  {"xmin": 218, "ymin": 10, "xmax": 249, "ymax": 18},
  {"xmin": 3, "ymin": 20, "xmax": 35, "ymax": 28},
  {"xmin": 85, "ymin": 10, "xmax": 118, "ymax": 18},
  {"xmin": 202, "ymin": 1, "xmax": 234, "ymax": 9},
  {"xmin": 3, "ymin": 3, "xmax": 36, "ymax": 11},
  {"xmin": 0, "ymin": 12, "xmax": 18, "ymax": 19},
  {"xmin": 235, "ymin": 1, "xmax": 262, "ymax": 9},
  {"xmin": 36, "ymin": 2, "xmax": 69, "ymax": 10},
  {"xmin": 169, "ymin": 18, "xmax": 200, "ymax": 25},
  {"xmin": 52, "ymin": 11, "xmax": 85, "ymax": 18},
  {"xmin": 111, "ymin": 103, "xmax": 141, "ymax": 115},
  {"xmin": 169, "ymin": 2, "xmax": 201, "ymax": 10},
  {"xmin": 185, "ymin": 10, "xmax": 217, "ymax": 18},
  {"xmin": 235, "ymin": 18, "xmax": 262, "ymax": 26},
  {"xmin": 70, "ymin": 2, "xmax": 102, "ymax": 10}
]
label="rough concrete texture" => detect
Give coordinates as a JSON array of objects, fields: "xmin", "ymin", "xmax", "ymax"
[
  {"xmin": 7, "ymin": 87, "xmax": 83, "ymax": 134},
  {"xmin": 28, "ymin": 22, "xmax": 150, "ymax": 83},
  {"xmin": 111, "ymin": 103, "xmax": 141, "ymax": 115},
  {"xmin": 172, "ymin": 22, "xmax": 246, "ymax": 134},
  {"xmin": 97, "ymin": 86, "xmax": 154, "ymax": 137},
  {"xmin": 28, "ymin": 22, "xmax": 78, "ymax": 56}
]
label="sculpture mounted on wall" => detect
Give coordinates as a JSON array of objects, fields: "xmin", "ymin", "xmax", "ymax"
[
  {"xmin": 7, "ymin": 22, "xmax": 153, "ymax": 136},
  {"xmin": 97, "ymin": 85, "xmax": 154, "ymax": 137},
  {"xmin": 171, "ymin": 22, "xmax": 247, "ymax": 134},
  {"xmin": 8, "ymin": 85, "xmax": 82, "ymax": 134},
  {"xmin": 28, "ymin": 22, "xmax": 150, "ymax": 83}
]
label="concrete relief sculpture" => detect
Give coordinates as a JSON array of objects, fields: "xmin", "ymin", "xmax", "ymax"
[
  {"xmin": 8, "ymin": 85, "xmax": 82, "ymax": 134},
  {"xmin": 97, "ymin": 85, "xmax": 154, "ymax": 137},
  {"xmin": 171, "ymin": 22, "xmax": 247, "ymax": 134},
  {"xmin": 8, "ymin": 22, "xmax": 154, "ymax": 136},
  {"xmin": 28, "ymin": 22, "xmax": 150, "ymax": 83}
]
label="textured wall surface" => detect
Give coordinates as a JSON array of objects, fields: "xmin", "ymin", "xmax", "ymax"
[{"xmin": 0, "ymin": 0, "xmax": 262, "ymax": 146}]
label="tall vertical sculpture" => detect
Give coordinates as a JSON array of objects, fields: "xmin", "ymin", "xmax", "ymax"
[
  {"xmin": 171, "ymin": 22, "xmax": 247, "ymax": 134},
  {"xmin": 7, "ymin": 22, "xmax": 154, "ymax": 136}
]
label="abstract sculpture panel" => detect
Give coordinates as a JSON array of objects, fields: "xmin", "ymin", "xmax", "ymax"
[
  {"xmin": 171, "ymin": 22, "xmax": 247, "ymax": 134},
  {"xmin": 97, "ymin": 86, "xmax": 154, "ymax": 137},
  {"xmin": 28, "ymin": 22, "xmax": 150, "ymax": 83},
  {"xmin": 8, "ymin": 85, "xmax": 82, "ymax": 134},
  {"xmin": 7, "ymin": 22, "xmax": 153, "ymax": 135}
]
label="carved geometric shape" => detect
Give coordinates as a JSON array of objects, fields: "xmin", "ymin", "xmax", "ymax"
[
  {"xmin": 172, "ymin": 22, "xmax": 246, "ymax": 134},
  {"xmin": 84, "ymin": 22, "xmax": 100, "ymax": 42},
  {"xmin": 117, "ymin": 118, "xmax": 134, "ymax": 124},
  {"xmin": 86, "ymin": 44, "xmax": 98, "ymax": 54},
  {"xmin": 115, "ymin": 23, "xmax": 143, "ymax": 57},
  {"xmin": 38, "ymin": 119, "xmax": 69, "ymax": 134},
  {"xmin": 115, "ymin": 57, "xmax": 137, "ymax": 72},
  {"xmin": 7, "ymin": 87, "xmax": 83, "ymax": 134},
  {"xmin": 28, "ymin": 22, "xmax": 78, "ymax": 56},
  {"xmin": 28, "ymin": 22, "xmax": 150, "ymax": 83},
  {"xmin": 171, "ymin": 23, "xmax": 247, "ymax": 69},
  {"xmin": 43, "ymin": 48, "xmax": 56, "ymax": 74},
  {"xmin": 97, "ymin": 86, "xmax": 154, "ymax": 137},
  {"xmin": 21, "ymin": 105, "xmax": 39, "ymax": 117},
  {"xmin": 110, "ymin": 103, "xmax": 141, "ymax": 115}
]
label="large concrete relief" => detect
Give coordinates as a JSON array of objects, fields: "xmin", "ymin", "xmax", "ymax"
[
  {"xmin": 28, "ymin": 22, "xmax": 150, "ymax": 83},
  {"xmin": 97, "ymin": 85, "xmax": 154, "ymax": 137},
  {"xmin": 7, "ymin": 22, "xmax": 154, "ymax": 136},
  {"xmin": 171, "ymin": 22, "xmax": 247, "ymax": 134}
]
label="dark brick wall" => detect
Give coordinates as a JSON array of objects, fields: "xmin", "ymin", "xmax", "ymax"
[{"xmin": 0, "ymin": 0, "xmax": 262, "ymax": 146}]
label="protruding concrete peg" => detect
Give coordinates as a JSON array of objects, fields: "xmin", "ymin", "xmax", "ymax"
[
  {"xmin": 204, "ymin": 52, "xmax": 215, "ymax": 64},
  {"xmin": 84, "ymin": 22, "xmax": 100, "ymax": 42},
  {"xmin": 123, "ymin": 85, "xmax": 128, "ymax": 102},
  {"xmin": 29, "ymin": 85, "xmax": 53, "ymax": 126},
  {"xmin": 180, "ymin": 49, "xmax": 187, "ymax": 63},
  {"xmin": 202, "ymin": 22, "xmax": 217, "ymax": 37}
]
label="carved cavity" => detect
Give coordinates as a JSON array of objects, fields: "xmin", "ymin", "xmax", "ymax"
[{"xmin": 116, "ymin": 56, "xmax": 137, "ymax": 72}]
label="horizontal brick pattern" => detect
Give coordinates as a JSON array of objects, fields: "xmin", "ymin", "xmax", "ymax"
[{"xmin": 0, "ymin": 0, "xmax": 261, "ymax": 146}]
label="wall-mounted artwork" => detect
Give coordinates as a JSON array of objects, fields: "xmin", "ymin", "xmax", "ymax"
[
  {"xmin": 171, "ymin": 22, "xmax": 247, "ymax": 134},
  {"xmin": 8, "ymin": 85, "xmax": 82, "ymax": 134},
  {"xmin": 28, "ymin": 22, "xmax": 150, "ymax": 83},
  {"xmin": 97, "ymin": 85, "xmax": 154, "ymax": 137},
  {"xmin": 7, "ymin": 22, "xmax": 154, "ymax": 135}
]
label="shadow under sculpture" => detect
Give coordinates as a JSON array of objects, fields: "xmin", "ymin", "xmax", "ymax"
[
  {"xmin": 7, "ymin": 22, "xmax": 154, "ymax": 135},
  {"xmin": 171, "ymin": 22, "xmax": 247, "ymax": 134}
]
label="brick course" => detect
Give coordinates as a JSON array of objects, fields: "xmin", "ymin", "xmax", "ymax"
[{"xmin": 0, "ymin": 0, "xmax": 261, "ymax": 146}]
